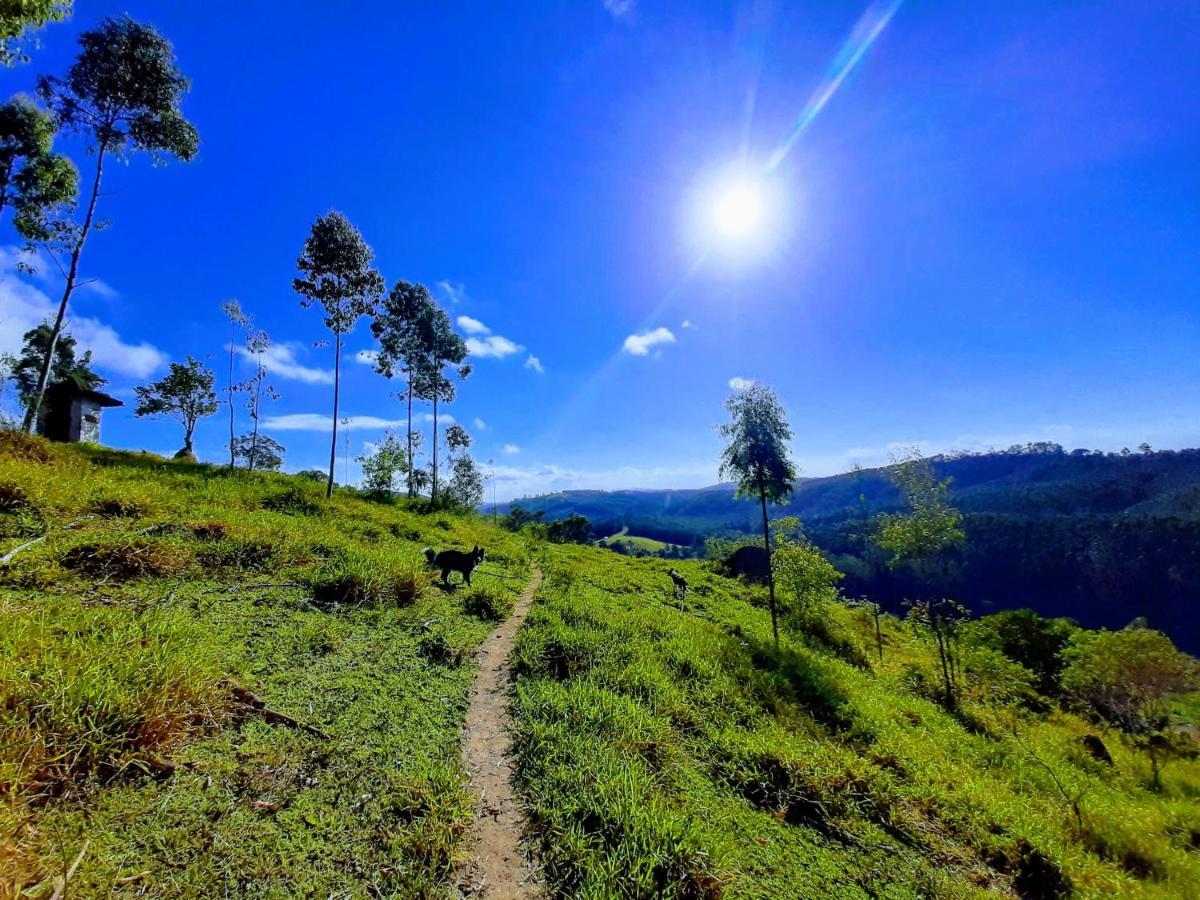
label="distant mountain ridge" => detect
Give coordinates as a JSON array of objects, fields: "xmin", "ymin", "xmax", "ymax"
[{"xmin": 505, "ymin": 445, "xmax": 1200, "ymax": 648}]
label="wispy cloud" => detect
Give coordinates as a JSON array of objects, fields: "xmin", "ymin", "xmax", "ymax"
[
  {"xmin": 622, "ymin": 326, "xmax": 675, "ymax": 356},
  {"xmin": 263, "ymin": 412, "xmax": 452, "ymax": 432},
  {"xmin": 0, "ymin": 246, "xmax": 166, "ymax": 378},
  {"xmin": 604, "ymin": 0, "xmax": 635, "ymax": 20},
  {"xmin": 456, "ymin": 315, "xmax": 490, "ymax": 335},
  {"xmin": 728, "ymin": 376, "xmax": 755, "ymax": 390},
  {"xmin": 437, "ymin": 281, "xmax": 467, "ymax": 305},
  {"xmin": 681, "ymin": 319, "xmax": 695, "ymax": 330},
  {"xmin": 237, "ymin": 342, "xmax": 332, "ymax": 385},
  {"xmin": 473, "ymin": 417, "xmax": 487, "ymax": 431},
  {"xmin": 503, "ymin": 444, "xmax": 521, "ymax": 455},
  {"xmin": 524, "ymin": 354, "xmax": 544, "ymax": 374},
  {"xmin": 492, "ymin": 460, "xmax": 719, "ymax": 502},
  {"xmin": 466, "ymin": 334, "xmax": 524, "ymax": 359}
]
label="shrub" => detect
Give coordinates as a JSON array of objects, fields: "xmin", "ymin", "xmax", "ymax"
[
  {"xmin": 90, "ymin": 496, "xmax": 150, "ymax": 519},
  {"xmin": 60, "ymin": 539, "xmax": 190, "ymax": 580},
  {"xmin": 306, "ymin": 551, "xmax": 423, "ymax": 608},
  {"xmin": 0, "ymin": 430, "xmax": 57, "ymax": 463},
  {"xmin": 461, "ymin": 585, "xmax": 513, "ymax": 621}
]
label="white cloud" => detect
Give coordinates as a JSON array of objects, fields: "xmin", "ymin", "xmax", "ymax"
[
  {"xmin": 353, "ymin": 349, "xmax": 378, "ymax": 366},
  {"xmin": 503, "ymin": 444, "xmax": 521, "ymax": 455},
  {"xmin": 456, "ymin": 315, "xmax": 490, "ymax": 335},
  {"xmin": 622, "ymin": 326, "xmax": 675, "ymax": 356},
  {"xmin": 525, "ymin": 354, "xmax": 544, "ymax": 374},
  {"xmin": 473, "ymin": 417, "xmax": 487, "ymax": 430},
  {"xmin": 681, "ymin": 319, "xmax": 695, "ymax": 330},
  {"xmin": 79, "ymin": 278, "xmax": 118, "ymax": 300},
  {"xmin": 466, "ymin": 334, "xmax": 524, "ymax": 359},
  {"xmin": 604, "ymin": 0, "xmax": 635, "ymax": 20},
  {"xmin": 0, "ymin": 247, "xmax": 166, "ymax": 378},
  {"xmin": 728, "ymin": 376, "xmax": 755, "ymax": 390},
  {"xmin": 492, "ymin": 460, "xmax": 719, "ymax": 502},
  {"xmin": 237, "ymin": 341, "xmax": 333, "ymax": 385},
  {"xmin": 437, "ymin": 281, "xmax": 467, "ymax": 305},
  {"xmin": 263, "ymin": 412, "xmax": 451, "ymax": 432}
]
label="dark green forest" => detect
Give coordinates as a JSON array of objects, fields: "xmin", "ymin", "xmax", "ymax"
[{"xmin": 504, "ymin": 444, "xmax": 1200, "ymax": 650}]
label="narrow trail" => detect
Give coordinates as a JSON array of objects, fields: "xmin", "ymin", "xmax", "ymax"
[{"xmin": 456, "ymin": 567, "xmax": 544, "ymax": 898}]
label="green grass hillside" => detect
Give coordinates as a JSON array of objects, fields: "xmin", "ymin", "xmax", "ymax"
[
  {"xmin": 0, "ymin": 433, "xmax": 531, "ymax": 896},
  {"xmin": 511, "ymin": 545, "xmax": 1200, "ymax": 898},
  {"xmin": 3, "ymin": 434, "xmax": 1198, "ymax": 898}
]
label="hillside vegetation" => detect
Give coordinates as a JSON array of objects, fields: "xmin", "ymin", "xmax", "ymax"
[
  {"xmin": 0, "ymin": 433, "xmax": 530, "ymax": 896},
  {"xmin": 505, "ymin": 446, "xmax": 1200, "ymax": 649},
  {"xmin": 2, "ymin": 434, "xmax": 1198, "ymax": 898}
]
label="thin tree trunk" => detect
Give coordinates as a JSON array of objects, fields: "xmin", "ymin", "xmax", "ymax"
[
  {"xmin": 249, "ymin": 358, "xmax": 263, "ymax": 473},
  {"xmin": 874, "ymin": 603, "xmax": 884, "ymax": 663},
  {"xmin": 327, "ymin": 332, "xmax": 341, "ymax": 499},
  {"xmin": 431, "ymin": 386, "xmax": 439, "ymax": 506},
  {"xmin": 759, "ymin": 484, "xmax": 779, "ymax": 651},
  {"xmin": 23, "ymin": 146, "xmax": 106, "ymax": 433},
  {"xmin": 405, "ymin": 377, "xmax": 414, "ymax": 498},
  {"xmin": 227, "ymin": 324, "xmax": 237, "ymax": 469}
]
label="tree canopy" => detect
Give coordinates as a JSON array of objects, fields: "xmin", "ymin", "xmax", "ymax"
[
  {"xmin": 0, "ymin": 94, "xmax": 77, "ymax": 240},
  {"xmin": 133, "ymin": 356, "xmax": 217, "ymax": 454},
  {"xmin": 11, "ymin": 322, "xmax": 102, "ymax": 409},
  {"xmin": 1, "ymin": 0, "xmax": 70, "ymax": 66}
]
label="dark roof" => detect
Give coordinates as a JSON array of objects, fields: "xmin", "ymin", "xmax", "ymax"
[{"xmin": 45, "ymin": 379, "xmax": 123, "ymax": 408}]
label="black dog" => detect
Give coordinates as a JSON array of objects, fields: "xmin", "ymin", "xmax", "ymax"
[{"xmin": 424, "ymin": 545, "xmax": 485, "ymax": 586}]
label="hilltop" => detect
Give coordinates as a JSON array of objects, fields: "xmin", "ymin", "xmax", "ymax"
[
  {"xmin": 504, "ymin": 445, "xmax": 1200, "ymax": 649},
  {"xmin": 2, "ymin": 434, "xmax": 1199, "ymax": 897}
]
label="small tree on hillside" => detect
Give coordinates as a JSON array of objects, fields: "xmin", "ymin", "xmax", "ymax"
[
  {"xmin": 771, "ymin": 517, "xmax": 843, "ymax": 632},
  {"xmin": 134, "ymin": 355, "xmax": 217, "ymax": 458},
  {"xmin": 412, "ymin": 305, "xmax": 469, "ymax": 506},
  {"xmin": 232, "ymin": 432, "xmax": 284, "ymax": 472},
  {"xmin": 371, "ymin": 280, "xmax": 436, "ymax": 498},
  {"xmin": 24, "ymin": 16, "xmax": 198, "ymax": 433},
  {"xmin": 1, "ymin": 1, "xmax": 71, "ymax": 66},
  {"xmin": 1062, "ymin": 626, "xmax": 1198, "ymax": 790},
  {"xmin": 357, "ymin": 430, "xmax": 409, "ymax": 494},
  {"xmin": 293, "ymin": 210, "xmax": 385, "ymax": 498},
  {"xmin": 876, "ymin": 449, "xmax": 967, "ymax": 706},
  {"xmin": 242, "ymin": 328, "xmax": 279, "ymax": 472},
  {"xmin": 0, "ymin": 95, "xmax": 77, "ymax": 239},
  {"xmin": 220, "ymin": 299, "xmax": 250, "ymax": 469},
  {"xmin": 718, "ymin": 383, "xmax": 797, "ymax": 650},
  {"xmin": 446, "ymin": 453, "xmax": 485, "ymax": 510}
]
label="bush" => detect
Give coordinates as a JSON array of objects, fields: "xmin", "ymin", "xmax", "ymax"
[
  {"xmin": 0, "ymin": 430, "xmax": 57, "ymax": 463},
  {"xmin": 461, "ymin": 585, "xmax": 514, "ymax": 621},
  {"xmin": 60, "ymin": 539, "xmax": 191, "ymax": 580}
]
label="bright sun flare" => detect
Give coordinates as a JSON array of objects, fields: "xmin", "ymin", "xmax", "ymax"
[{"xmin": 710, "ymin": 180, "xmax": 766, "ymax": 241}]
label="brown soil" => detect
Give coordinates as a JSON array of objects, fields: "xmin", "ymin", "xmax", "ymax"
[{"xmin": 456, "ymin": 568, "xmax": 544, "ymax": 897}]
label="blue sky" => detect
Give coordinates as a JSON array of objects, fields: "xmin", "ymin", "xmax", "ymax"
[{"xmin": 2, "ymin": 1, "xmax": 1197, "ymax": 499}]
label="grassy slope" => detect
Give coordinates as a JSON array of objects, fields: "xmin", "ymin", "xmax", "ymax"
[
  {"xmin": 0, "ymin": 436, "xmax": 530, "ymax": 897},
  {"xmin": 597, "ymin": 527, "xmax": 671, "ymax": 554},
  {"xmin": 511, "ymin": 545, "xmax": 1200, "ymax": 898}
]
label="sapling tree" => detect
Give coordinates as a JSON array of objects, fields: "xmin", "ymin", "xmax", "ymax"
[
  {"xmin": 371, "ymin": 280, "xmax": 436, "ymax": 497},
  {"xmin": 718, "ymin": 383, "xmax": 797, "ymax": 650},
  {"xmin": 1, "ymin": 1, "xmax": 71, "ymax": 66},
  {"xmin": 770, "ymin": 516, "xmax": 843, "ymax": 631},
  {"xmin": 232, "ymin": 433, "xmax": 284, "ymax": 472},
  {"xmin": 134, "ymin": 356, "xmax": 217, "ymax": 458},
  {"xmin": 242, "ymin": 328, "xmax": 279, "ymax": 472},
  {"xmin": 0, "ymin": 95, "xmax": 76, "ymax": 239},
  {"xmin": 446, "ymin": 453, "xmax": 485, "ymax": 510},
  {"xmin": 220, "ymin": 299, "xmax": 250, "ymax": 469},
  {"xmin": 412, "ymin": 304, "xmax": 469, "ymax": 506},
  {"xmin": 23, "ymin": 16, "xmax": 198, "ymax": 433},
  {"xmin": 876, "ymin": 449, "xmax": 967, "ymax": 706},
  {"xmin": 293, "ymin": 210, "xmax": 384, "ymax": 498},
  {"xmin": 357, "ymin": 430, "xmax": 409, "ymax": 494}
]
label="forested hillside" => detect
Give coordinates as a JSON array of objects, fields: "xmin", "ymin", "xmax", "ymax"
[{"xmin": 505, "ymin": 445, "xmax": 1200, "ymax": 650}]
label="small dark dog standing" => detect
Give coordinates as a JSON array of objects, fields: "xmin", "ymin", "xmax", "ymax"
[{"xmin": 424, "ymin": 545, "xmax": 486, "ymax": 587}]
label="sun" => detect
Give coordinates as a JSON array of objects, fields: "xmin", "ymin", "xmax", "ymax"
[{"xmin": 709, "ymin": 179, "xmax": 766, "ymax": 241}]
